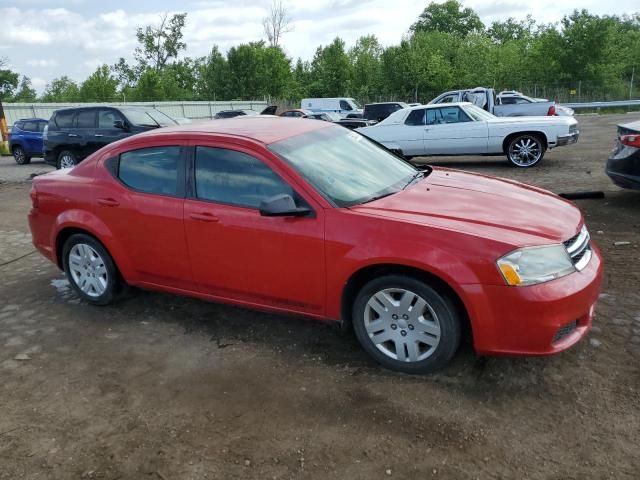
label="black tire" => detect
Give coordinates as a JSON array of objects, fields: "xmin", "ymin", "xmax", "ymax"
[
  {"xmin": 57, "ymin": 150, "xmax": 78, "ymax": 169},
  {"xmin": 62, "ymin": 233, "xmax": 121, "ymax": 306},
  {"xmin": 13, "ymin": 146, "xmax": 31, "ymax": 165},
  {"xmin": 352, "ymin": 275, "xmax": 461, "ymax": 374},
  {"xmin": 506, "ymin": 134, "xmax": 545, "ymax": 168}
]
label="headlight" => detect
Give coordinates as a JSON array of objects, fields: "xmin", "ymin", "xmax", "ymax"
[{"xmin": 497, "ymin": 245, "xmax": 575, "ymax": 286}]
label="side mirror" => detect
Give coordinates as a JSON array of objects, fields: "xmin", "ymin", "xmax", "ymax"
[
  {"xmin": 113, "ymin": 120, "xmax": 128, "ymax": 130},
  {"xmin": 259, "ymin": 194, "xmax": 311, "ymax": 217}
]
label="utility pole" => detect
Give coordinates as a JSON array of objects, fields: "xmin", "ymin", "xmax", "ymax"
[{"xmin": 630, "ymin": 67, "xmax": 635, "ymax": 100}]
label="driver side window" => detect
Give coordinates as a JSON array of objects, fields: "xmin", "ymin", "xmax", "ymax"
[
  {"xmin": 339, "ymin": 100, "xmax": 353, "ymax": 111},
  {"xmin": 426, "ymin": 107, "xmax": 471, "ymax": 125},
  {"xmin": 194, "ymin": 147, "xmax": 294, "ymax": 209}
]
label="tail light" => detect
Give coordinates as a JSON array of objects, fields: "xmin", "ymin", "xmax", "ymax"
[
  {"xmin": 620, "ymin": 134, "xmax": 640, "ymax": 148},
  {"xmin": 30, "ymin": 184, "xmax": 38, "ymax": 209},
  {"xmin": 547, "ymin": 105, "xmax": 556, "ymax": 116}
]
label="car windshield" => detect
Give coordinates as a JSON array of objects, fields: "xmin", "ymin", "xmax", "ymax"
[
  {"xmin": 146, "ymin": 110, "xmax": 178, "ymax": 126},
  {"xmin": 349, "ymin": 99, "xmax": 362, "ymax": 109},
  {"xmin": 323, "ymin": 112, "xmax": 342, "ymax": 121},
  {"xmin": 123, "ymin": 109, "xmax": 164, "ymax": 127},
  {"xmin": 462, "ymin": 104, "xmax": 496, "ymax": 121},
  {"xmin": 269, "ymin": 127, "xmax": 422, "ymax": 207}
]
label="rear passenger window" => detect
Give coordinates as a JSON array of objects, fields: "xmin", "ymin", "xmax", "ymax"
[
  {"xmin": 194, "ymin": 147, "xmax": 293, "ymax": 208},
  {"xmin": 55, "ymin": 111, "xmax": 75, "ymax": 128},
  {"xmin": 76, "ymin": 110, "xmax": 96, "ymax": 128},
  {"xmin": 118, "ymin": 147, "xmax": 180, "ymax": 196},
  {"xmin": 405, "ymin": 109, "xmax": 425, "ymax": 126}
]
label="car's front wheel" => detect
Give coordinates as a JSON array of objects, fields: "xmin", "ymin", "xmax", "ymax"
[
  {"xmin": 506, "ymin": 134, "xmax": 545, "ymax": 167},
  {"xmin": 13, "ymin": 146, "xmax": 31, "ymax": 165},
  {"xmin": 352, "ymin": 275, "xmax": 461, "ymax": 374},
  {"xmin": 62, "ymin": 233, "xmax": 121, "ymax": 305},
  {"xmin": 57, "ymin": 150, "xmax": 78, "ymax": 169}
]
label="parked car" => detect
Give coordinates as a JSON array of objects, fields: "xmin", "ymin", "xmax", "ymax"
[
  {"xmin": 214, "ymin": 105, "xmax": 277, "ymax": 119},
  {"xmin": 44, "ymin": 106, "xmax": 179, "ymax": 169},
  {"xmin": 606, "ymin": 119, "xmax": 640, "ymax": 190},
  {"xmin": 279, "ymin": 109, "xmax": 313, "ymax": 118},
  {"xmin": 301, "ymin": 98, "xmax": 363, "ymax": 117},
  {"xmin": 430, "ymin": 87, "xmax": 562, "ymax": 117},
  {"xmin": 363, "ymin": 102, "xmax": 409, "ymax": 122},
  {"xmin": 7, "ymin": 118, "xmax": 48, "ymax": 164},
  {"xmin": 358, "ymin": 102, "xmax": 579, "ymax": 167},
  {"xmin": 498, "ymin": 91, "xmax": 575, "ymax": 117},
  {"xmin": 28, "ymin": 117, "xmax": 602, "ymax": 373},
  {"xmin": 307, "ymin": 112, "xmax": 342, "ymax": 122}
]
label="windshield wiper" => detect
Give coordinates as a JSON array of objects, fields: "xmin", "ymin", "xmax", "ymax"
[
  {"xmin": 360, "ymin": 191, "xmax": 396, "ymax": 204},
  {"xmin": 403, "ymin": 170, "xmax": 425, "ymax": 190}
]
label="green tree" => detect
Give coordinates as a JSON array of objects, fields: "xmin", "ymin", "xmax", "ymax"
[
  {"xmin": 349, "ymin": 35, "xmax": 383, "ymax": 100},
  {"xmin": 411, "ymin": 1, "xmax": 484, "ymax": 37},
  {"xmin": 135, "ymin": 13, "xmax": 187, "ymax": 71},
  {"xmin": 111, "ymin": 57, "xmax": 139, "ymax": 92},
  {"xmin": 227, "ymin": 42, "xmax": 291, "ymax": 99},
  {"xmin": 196, "ymin": 46, "xmax": 230, "ymax": 100},
  {"xmin": 79, "ymin": 65, "xmax": 118, "ymax": 102},
  {"xmin": 488, "ymin": 16, "xmax": 536, "ymax": 44},
  {"xmin": 12, "ymin": 76, "xmax": 37, "ymax": 102},
  {"xmin": 0, "ymin": 57, "xmax": 19, "ymax": 100},
  {"xmin": 41, "ymin": 76, "xmax": 80, "ymax": 102},
  {"xmin": 160, "ymin": 59, "xmax": 199, "ymax": 100},
  {"xmin": 309, "ymin": 37, "xmax": 351, "ymax": 97},
  {"xmin": 129, "ymin": 69, "xmax": 164, "ymax": 101}
]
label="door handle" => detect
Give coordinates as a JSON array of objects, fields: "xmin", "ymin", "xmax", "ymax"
[
  {"xmin": 94, "ymin": 134, "xmax": 104, "ymax": 137},
  {"xmin": 97, "ymin": 198, "xmax": 120, "ymax": 207},
  {"xmin": 189, "ymin": 212, "xmax": 219, "ymax": 223},
  {"xmin": 68, "ymin": 133, "xmax": 79, "ymax": 137}
]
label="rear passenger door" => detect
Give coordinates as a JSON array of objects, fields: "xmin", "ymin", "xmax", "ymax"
[
  {"xmin": 94, "ymin": 144, "xmax": 193, "ymax": 289},
  {"xmin": 74, "ymin": 109, "xmax": 98, "ymax": 159}
]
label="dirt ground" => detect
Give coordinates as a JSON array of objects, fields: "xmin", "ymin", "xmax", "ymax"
[{"xmin": 1, "ymin": 114, "xmax": 639, "ymax": 479}]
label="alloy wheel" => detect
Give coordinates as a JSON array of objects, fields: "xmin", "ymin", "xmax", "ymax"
[
  {"xmin": 68, "ymin": 243, "xmax": 108, "ymax": 297},
  {"xmin": 364, "ymin": 288, "xmax": 441, "ymax": 362},
  {"xmin": 14, "ymin": 147, "xmax": 26, "ymax": 164},
  {"xmin": 59, "ymin": 154, "xmax": 76, "ymax": 169},
  {"xmin": 509, "ymin": 136, "xmax": 542, "ymax": 167}
]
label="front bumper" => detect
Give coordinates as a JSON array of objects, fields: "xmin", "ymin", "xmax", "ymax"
[
  {"xmin": 463, "ymin": 244, "xmax": 603, "ymax": 356},
  {"xmin": 556, "ymin": 131, "xmax": 579, "ymax": 147}
]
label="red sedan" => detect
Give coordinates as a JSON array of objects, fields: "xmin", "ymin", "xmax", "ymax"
[{"xmin": 28, "ymin": 117, "xmax": 603, "ymax": 373}]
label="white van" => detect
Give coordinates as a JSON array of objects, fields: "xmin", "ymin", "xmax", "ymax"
[{"xmin": 300, "ymin": 98, "xmax": 363, "ymax": 117}]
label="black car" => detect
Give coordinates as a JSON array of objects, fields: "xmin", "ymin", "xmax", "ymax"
[
  {"xmin": 606, "ymin": 120, "xmax": 640, "ymax": 190},
  {"xmin": 363, "ymin": 102, "xmax": 409, "ymax": 122},
  {"xmin": 44, "ymin": 106, "xmax": 178, "ymax": 169}
]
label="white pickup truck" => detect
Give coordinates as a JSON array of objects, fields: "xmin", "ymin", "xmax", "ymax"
[
  {"xmin": 429, "ymin": 87, "xmax": 566, "ymax": 117},
  {"xmin": 358, "ymin": 102, "xmax": 579, "ymax": 167}
]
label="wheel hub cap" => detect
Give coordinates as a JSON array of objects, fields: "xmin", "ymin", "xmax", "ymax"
[
  {"xmin": 364, "ymin": 288, "xmax": 441, "ymax": 363},
  {"xmin": 510, "ymin": 138, "xmax": 541, "ymax": 166},
  {"xmin": 68, "ymin": 244, "xmax": 108, "ymax": 297}
]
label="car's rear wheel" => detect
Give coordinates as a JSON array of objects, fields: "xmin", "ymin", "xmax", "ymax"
[
  {"xmin": 352, "ymin": 275, "xmax": 461, "ymax": 373},
  {"xmin": 13, "ymin": 146, "xmax": 31, "ymax": 165},
  {"xmin": 506, "ymin": 134, "xmax": 545, "ymax": 167},
  {"xmin": 62, "ymin": 234, "xmax": 121, "ymax": 305},
  {"xmin": 57, "ymin": 150, "xmax": 78, "ymax": 169}
]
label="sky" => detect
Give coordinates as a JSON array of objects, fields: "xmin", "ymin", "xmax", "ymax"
[{"xmin": 1, "ymin": 0, "xmax": 638, "ymax": 93}]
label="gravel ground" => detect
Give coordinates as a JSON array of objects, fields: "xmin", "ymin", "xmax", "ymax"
[{"xmin": 1, "ymin": 114, "xmax": 639, "ymax": 479}]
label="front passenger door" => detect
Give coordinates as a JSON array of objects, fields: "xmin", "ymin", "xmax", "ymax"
[
  {"xmin": 96, "ymin": 109, "xmax": 130, "ymax": 150},
  {"xmin": 424, "ymin": 106, "xmax": 488, "ymax": 155},
  {"xmin": 183, "ymin": 145, "xmax": 325, "ymax": 315}
]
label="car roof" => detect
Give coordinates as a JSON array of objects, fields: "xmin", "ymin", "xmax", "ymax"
[
  {"xmin": 130, "ymin": 116, "xmax": 335, "ymax": 145},
  {"xmin": 15, "ymin": 118, "xmax": 47, "ymax": 122},
  {"xmin": 409, "ymin": 102, "xmax": 471, "ymax": 110},
  {"xmin": 365, "ymin": 102, "xmax": 407, "ymax": 106}
]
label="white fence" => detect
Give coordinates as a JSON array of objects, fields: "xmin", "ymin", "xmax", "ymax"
[{"xmin": 2, "ymin": 101, "xmax": 269, "ymax": 125}]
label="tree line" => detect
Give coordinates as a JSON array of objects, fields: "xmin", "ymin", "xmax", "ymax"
[{"xmin": 1, "ymin": 1, "xmax": 639, "ymax": 105}]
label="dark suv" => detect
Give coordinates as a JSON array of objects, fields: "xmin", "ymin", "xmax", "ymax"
[
  {"xmin": 44, "ymin": 106, "xmax": 178, "ymax": 168},
  {"xmin": 363, "ymin": 102, "xmax": 409, "ymax": 122}
]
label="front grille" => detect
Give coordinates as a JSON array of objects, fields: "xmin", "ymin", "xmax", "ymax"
[
  {"xmin": 563, "ymin": 226, "xmax": 592, "ymax": 271},
  {"xmin": 553, "ymin": 320, "xmax": 578, "ymax": 343}
]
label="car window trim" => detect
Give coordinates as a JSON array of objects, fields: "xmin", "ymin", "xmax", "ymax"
[
  {"xmin": 111, "ymin": 145, "xmax": 187, "ymax": 199},
  {"xmin": 185, "ymin": 144, "xmax": 315, "ymax": 216}
]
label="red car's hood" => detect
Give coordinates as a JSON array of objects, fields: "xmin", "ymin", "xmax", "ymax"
[{"xmin": 351, "ymin": 168, "xmax": 582, "ymax": 246}]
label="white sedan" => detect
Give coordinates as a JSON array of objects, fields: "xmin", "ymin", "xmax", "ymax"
[{"xmin": 358, "ymin": 102, "xmax": 579, "ymax": 167}]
